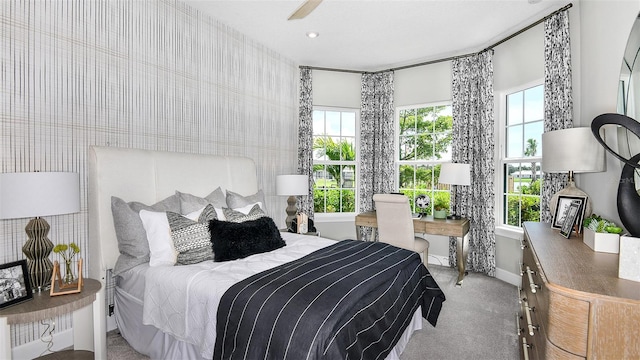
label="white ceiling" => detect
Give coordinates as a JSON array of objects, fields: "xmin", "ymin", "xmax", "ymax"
[{"xmin": 184, "ymin": 0, "xmax": 572, "ymax": 72}]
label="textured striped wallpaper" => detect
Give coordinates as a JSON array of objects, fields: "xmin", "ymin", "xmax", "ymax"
[{"xmin": 1, "ymin": 0, "xmax": 298, "ymax": 348}]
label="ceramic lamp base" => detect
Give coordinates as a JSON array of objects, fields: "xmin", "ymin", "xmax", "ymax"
[
  {"xmin": 284, "ymin": 195, "xmax": 298, "ymax": 231},
  {"xmin": 22, "ymin": 217, "xmax": 54, "ymax": 291}
]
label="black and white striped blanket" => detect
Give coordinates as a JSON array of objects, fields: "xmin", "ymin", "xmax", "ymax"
[{"xmin": 213, "ymin": 240, "xmax": 445, "ymax": 360}]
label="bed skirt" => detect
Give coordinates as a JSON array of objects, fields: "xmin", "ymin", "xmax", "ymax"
[{"xmin": 114, "ymin": 285, "xmax": 422, "ymax": 360}]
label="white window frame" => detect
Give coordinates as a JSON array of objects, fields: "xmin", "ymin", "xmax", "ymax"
[
  {"xmin": 395, "ymin": 102, "xmax": 453, "ymax": 214},
  {"xmin": 312, "ymin": 106, "xmax": 360, "ymax": 222},
  {"xmin": 495, "ymin": 80, "xmax": 544, "ymax": 238}
]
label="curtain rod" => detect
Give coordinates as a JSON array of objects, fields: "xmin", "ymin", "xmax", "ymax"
[{"xmin": 301, "ymin": 2, "xmax": 573, "ymax": 74}]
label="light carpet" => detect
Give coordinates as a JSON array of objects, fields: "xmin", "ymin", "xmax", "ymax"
[{"xmin": 106, "ymin": 265, "xmax": 519, "ymax": 360}]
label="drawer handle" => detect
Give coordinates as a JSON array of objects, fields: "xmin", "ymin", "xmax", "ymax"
[
  {"xmin": 522, "ymin": 337, "xmax": 532, "ymax": 360},
  {"xmin": 521, "ymin": 239, "xmax": 528, "ymax": 250},
  {"xmin": 523, "ymin": 299, "xmax": 538, "ymax": 336},
  {"xmin": 516, "ymin": 312, "xmax": 523, "ymax": 336},
  {"xmin": 517, "ymin": 286, "xmax": 522, "ymax": 304},
  {"xmin": 519, "ymin": 262, "xmax": 524, "ymax": 276},
  {"xmin": 526, "ymin": 266, "xmax": 538, "ymax": 294}
]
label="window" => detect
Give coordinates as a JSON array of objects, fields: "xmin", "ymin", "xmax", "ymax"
[
  {"xmin": 312, "ymin": 107, "xmax": 358, "ymax": 214},
  {"xmin": 502, "ymin": 84, "xmax": 543, "ymax": 227},
  {"xmin": 397, "ymin": 104, "xmax": 453, "ymax": 215}
]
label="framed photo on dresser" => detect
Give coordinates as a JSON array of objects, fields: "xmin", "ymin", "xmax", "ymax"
[{"xmin": 552, "ymin": 195, "xmax": 587, "ymax": 234}]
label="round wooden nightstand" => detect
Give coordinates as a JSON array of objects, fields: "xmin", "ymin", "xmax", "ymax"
[{"xmin": 0, "ymin": 278, "xmax": 105, "ymax": 359}]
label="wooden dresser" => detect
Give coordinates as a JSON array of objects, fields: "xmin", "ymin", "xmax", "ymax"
[{"xmin": 519, "ymin": 222, "xmax": 640, "ymax": 359}]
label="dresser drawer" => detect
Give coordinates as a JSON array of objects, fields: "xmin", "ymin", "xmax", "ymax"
[
  {"xmin": 545, "ymin": 286, "xmax": 589, "ymax": 356},
  {"xmin": 541, "ymin": 336, "xmax": 584, "ymax": 360}
]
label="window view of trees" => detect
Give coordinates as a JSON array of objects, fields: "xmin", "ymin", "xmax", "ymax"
[
  {"xmin": 503, "ymin": 84, "xmax": 543, "ymax": 227},
  {"xmin": 397, "ymin": 104, "xmax": 453, "ymax": 214},
  {"xmin": 312, "ymin": 109, "xmax": 357, "ymax": 213}
]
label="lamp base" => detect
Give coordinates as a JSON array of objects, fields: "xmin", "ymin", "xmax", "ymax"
[
  {"xmin": 284, "ymin": 195, "xmax": 298, "ymax": 231},
  {"xmin": 549, "ymin": 181, "xmax": 592, "ymax": 219},
  {"xmin": 22, "ymin": 217, "xmax": 54, "ymax": 291}
]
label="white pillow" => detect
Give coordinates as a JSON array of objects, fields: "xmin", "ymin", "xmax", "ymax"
[{"xmin": 139, "ymin": 207, "xmax": 203, "ymax": 267}]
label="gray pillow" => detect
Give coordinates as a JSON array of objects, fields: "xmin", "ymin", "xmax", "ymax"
[
  {"xmin": 226, "ymin": 189, "xmax": 266, "ymax": 210},
  {"xmin": 177, "ymin": 187, "xmax": 226, "ymax": 214},
  {"xmin": 167, "ymin": 204, "xmax": 217, "ymax": 265},
  {"xmin": 111, "ymin": 195, "xmax": 180, "ymax": 275},
  {"xmin": 222, "ymin": 204, "xmax": 266, "ymax": 223}
]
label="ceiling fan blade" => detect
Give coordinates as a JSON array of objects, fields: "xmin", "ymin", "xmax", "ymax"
[{"xmin": 288, "ymin": 0, "xmax": 323, "ymax": 20}]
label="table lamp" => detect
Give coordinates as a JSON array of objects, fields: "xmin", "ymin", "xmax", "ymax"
[
  {"xmin": 439, "ymin": 163, "xmax": 471, "ymax": 220},
  {"xmin": 276, "ymin": 174, "xmax": 309, "ymax": 231},
  {"xmin": 542, "ymin": 127, "xmax": 605, "ymax": 217},
  {"xmin": 0, "ymin": 172, "xmax": 80, "ymax": 291}
]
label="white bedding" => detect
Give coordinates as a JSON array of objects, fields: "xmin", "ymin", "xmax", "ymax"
[{"xmin": 142, "ymin": 232, "xmax": 337, "ymax": 359}]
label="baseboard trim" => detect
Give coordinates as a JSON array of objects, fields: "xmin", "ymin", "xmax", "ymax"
[
  {"xmin": 428, "ymin": 254, "xmax": 450, "ymax": 267},
  {"xmin": 428, "ymin": 255, "xmax": 521, "ymax": 287},
  {"xmin": 495, "ymin": 267, "xmax": 521, "ymax": 286}
]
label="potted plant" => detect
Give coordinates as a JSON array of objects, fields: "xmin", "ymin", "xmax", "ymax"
[
  {"xmin": 433, "ymin": 196, "xmax": 449, "ymax": 219},
  {"xmin": 582, "ymin": 214, "xmax": 623, "ymax": 253},
  {"xmin": 53, "ymin": 242, "xmax": 80, "ymax": 284}
]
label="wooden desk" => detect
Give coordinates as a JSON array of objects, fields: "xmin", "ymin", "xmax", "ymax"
[{"xmin": 355, "ymin": 211, "xmax": 471, "ymax": 285}]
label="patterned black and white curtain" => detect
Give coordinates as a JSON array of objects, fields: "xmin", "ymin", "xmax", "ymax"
[
  {"xmin": 359, "ymin": 71, "xmax": 395, "ymax": 239},
  {"xmin": 297, "ymin": 67, "xmax": 315, "ymax": 219},
  {"xmin": 541, "ymin": 9, "xmax": 573, "ymax": 223},
  {"xmin": 450, "ymin": 50, "xmax": 496, "ymax": 277}
]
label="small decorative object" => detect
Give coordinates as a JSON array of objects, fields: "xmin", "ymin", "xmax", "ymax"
[
  {"xmin": 53, "ymin": 242, "xmax": 80, "ymax": 284},
  {"xmin": 559, "ymin": 200, "xmax": 581, "ymax": 238},
  {"xmin": 0, "ymin": 260, "xmax": 33, "ymax": 308},
  {"xmin": 433, "ymin": 196, "xmax": 448, "ymax": 220},
  {"xmin": 415, "ymin": 194, "xmax": 430, "ymax": 215},
  {"xmin": 50, "ymin": 258, "xmax": 83, "ymax": 296},
  {"xmin": 619, "ymin": 235, "xmax": 640, "ymax": 282},
  {"xmin": 551, "ymin": 195, "xmax": 587, "ymax": 232},
  {"xmin": 582, "ymin": 214, "xmax": 622, "ymax": 253},
  {"xmin": 591, "ymin": 113, "xmax": 640, "ymax": 237},
  {"xmin": 296, "ymin": 213, "xmax": 308, "ymax": 234}
]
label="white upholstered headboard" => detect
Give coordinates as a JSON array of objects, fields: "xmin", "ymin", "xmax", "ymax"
[{"xmin": 87, "ymin": 146, "xmax": 258, "ymax": 283}]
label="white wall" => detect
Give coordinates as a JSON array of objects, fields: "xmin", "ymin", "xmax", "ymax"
[
  {"xmin": 577, "ymin": 0, "xmax": 640, "ymax": 228},
  {"xmin": 1, "ymin": 0, "xmax": 299, "ymax": 351},
  {"xmin": 311, "ymin": 0, "xmax": 640, "ymax": 283}
]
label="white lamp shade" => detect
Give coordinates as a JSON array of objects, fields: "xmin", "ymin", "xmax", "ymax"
[
  {"xmin": 439, "ymin": 163, "xmax": 471, "ymax": 186},
  {"xmin": 0, "ymin": 172, "xmax": 80, "ymax": 219},
  {"xmin": 542, "ymin": 127, "xmax": 605, "ymax": 173},
  {"xmin": 276, "ymin": 175, "xmax": 309, "ymax": 196}
]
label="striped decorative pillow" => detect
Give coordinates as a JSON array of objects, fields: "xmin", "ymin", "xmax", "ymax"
[
  {"xmin": 167, "ymin": 204, "xmax": 217, "ymax": 265},
  {"xmin": 222, "ymin": 204, "xmax": 266, "ymax": 222}
]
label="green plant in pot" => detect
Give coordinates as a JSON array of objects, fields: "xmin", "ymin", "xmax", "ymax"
[
  {"xmin": 53, "ymin": 242, "xmax": 80, "ymax": 284},
  {"xmin": 433, "ymin": 196, "xmax": 449, "ymax": 219},
  {"xmin": 583, "ymin": 214, "xmax": 623, "ymax": 234}
]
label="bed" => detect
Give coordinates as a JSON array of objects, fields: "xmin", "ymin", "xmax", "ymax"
[{"xmin": 87, "ymin": 146, "xmax": 445, "ymax": 360}]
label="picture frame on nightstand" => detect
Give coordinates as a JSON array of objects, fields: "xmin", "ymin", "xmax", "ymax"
[{"xmin": 0, "ymin": 260, "xmax": 32, "ymax": 309}]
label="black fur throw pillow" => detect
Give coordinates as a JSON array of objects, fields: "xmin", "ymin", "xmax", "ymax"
[{"xmin": 209, "ymin": 216, "xmax": 286, "ymax": 262}]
